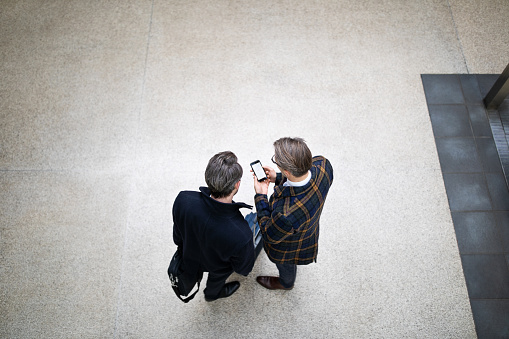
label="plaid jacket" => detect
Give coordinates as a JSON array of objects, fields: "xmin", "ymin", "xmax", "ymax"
[{"xmin": 254, "ymin": 156, "xmax": 333, "ymax": 265}]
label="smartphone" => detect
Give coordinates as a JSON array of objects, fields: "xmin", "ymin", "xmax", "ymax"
[{"xmin": 250, "ymin": 160, "xmax": 267, "ymax": 182}]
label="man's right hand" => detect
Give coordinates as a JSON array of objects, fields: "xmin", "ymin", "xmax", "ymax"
[
  {"xmin": 253, "ymin": 173, "xmax": 270, "ymax": 195},
  {"xmin": 263, "ymin": 166, "xmax": 277, "ymax": 183}
]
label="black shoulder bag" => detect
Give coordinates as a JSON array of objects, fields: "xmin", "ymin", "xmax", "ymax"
[{"xmin": 167, "ymin": 248, "xmax": 203, "ymax": 303}]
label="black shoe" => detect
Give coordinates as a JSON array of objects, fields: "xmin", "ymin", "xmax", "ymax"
[{"xmin": 205, "ymin": 281, "xmax": 240, "ymax": 302}]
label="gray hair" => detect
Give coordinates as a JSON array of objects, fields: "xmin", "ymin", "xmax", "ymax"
[
  {"xmin": 205, "ymin": 151, "xmax": 243, "ymax": 198},
  {"xmin": 273, "ymin": 137, "xmax": 312, "ymax": 177}
]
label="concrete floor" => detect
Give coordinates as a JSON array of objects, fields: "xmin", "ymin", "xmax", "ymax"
[{"xmin": 1, "ymin": 1, "xmax": 508, "ymax": 338}]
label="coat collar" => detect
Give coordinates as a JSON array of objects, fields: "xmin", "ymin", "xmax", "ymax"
[
  {"xmin": 199, "ymin": 187, "xmax": 253, "ymax": 211},
  {"xmin": 273, "ymin": 166, "xmax": 317, "ymax": 198}
]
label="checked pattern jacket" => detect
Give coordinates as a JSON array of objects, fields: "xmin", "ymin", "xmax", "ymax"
[{"xmin": 254, "ymin": 156, "xmax": 333, "ymax": 265}]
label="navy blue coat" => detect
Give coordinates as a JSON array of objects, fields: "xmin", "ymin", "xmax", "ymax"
[{"xmin": 172, "ymin": 187, "xmax": 255, "ymax": 278}]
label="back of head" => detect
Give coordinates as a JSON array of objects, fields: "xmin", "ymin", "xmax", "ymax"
[
  {"xmin": 205, "ymin": 151, "xmax": 243, "ymax": 198},
  {"xmin": 273, "ymin": 137, "xmax": 312, "ymax": 177}
]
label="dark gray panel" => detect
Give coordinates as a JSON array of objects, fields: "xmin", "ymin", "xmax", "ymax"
[
  {"xmin": 459, "ymin": 75, "xmax": 483, "ymax": 104},
  {"xmin": 476, "ymin": 138, "xmax": 503, "ymax": 173},
  {"xmin": 468, "ymin": 105, "xmax": 492, "ymax": 137},
  {"xmin": 429, "ymin": 105, "xmax": 472, "ymax": 138},
  {"xmin": 451, "ymin": 212, "xmax": 503, "ymax": 253},
  {"xmin": 461, "ymin": 254, "xmax": 509, "ymax": 299},
  {"xmin": 422, "ymin": 74, "xmax": 464, "ymax": 104},
  {"xmin": 495, "ymin": 212, "xmax": 509, "ymax": 252},
  {"xmin": 443, "ymin": 173, "xmax": 492, "ymax": 211},
  {"xmin": 475, "ymin": 74, "xmax": 499, "ymax": 97},
  {"xmin": 470, "ymin": 300, "xmax": 509, "ymax": 339},
  {"xmin": 486, "ymin": 173, "xmax": 509, "ymax": 210},
  {"xmin": 436, "ymin": 138, "xmax": 482, "ymax": 173}
]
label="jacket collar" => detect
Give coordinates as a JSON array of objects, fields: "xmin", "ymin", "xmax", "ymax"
[
  {"xmin": 273, "ymin": 166, "xmax": 317, "ymax": 198},
  {"xmin": 199, "ymin": 187, "xmax": 253, "ymax": 211}
]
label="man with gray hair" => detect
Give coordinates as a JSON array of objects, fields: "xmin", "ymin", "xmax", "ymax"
[{"xmin": 172, "ymin": 151, "xmax": 258, "ymax": 301}]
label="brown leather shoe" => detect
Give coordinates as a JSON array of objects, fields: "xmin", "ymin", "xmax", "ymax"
[{"xmin": 256, "ymin": 276, "xmax": 293, "ymax": 290}]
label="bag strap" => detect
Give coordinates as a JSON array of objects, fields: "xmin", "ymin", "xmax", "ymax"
[
  {"xmin": 172, "ymin": 281, "xmax": 200, "ymax": 303},
  {"xmin": 168, "ymin": 247, "xmax": 203, "ymax": 303}
]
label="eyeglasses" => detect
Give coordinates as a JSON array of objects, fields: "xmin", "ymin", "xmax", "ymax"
[{"xmin": 271, "ymin": 155, "xmax": 281, "ymax": 167}]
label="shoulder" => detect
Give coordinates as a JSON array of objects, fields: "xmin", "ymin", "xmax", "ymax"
[
  {"xmin": 173, "ymin": 190, "xmax": 203, "ymax": 210},
  {"xmin": 312, "ymin": 156, "xmax": 332, "ymax": 170},
  {"xmin": 174, "ymin": 190, "xmax": 201, "ymax": 202},
  {"xmin": 311, "ymin": 156, "xmax": 333, "ymax": 184},
  {"xmin": 313, "ymin": 156, "xmax": 333, "ymax": 173}
]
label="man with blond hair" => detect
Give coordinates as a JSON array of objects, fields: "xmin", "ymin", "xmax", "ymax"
[{"xmin": 253, "ymin": 137, "xmax": 333, "ymax": 290}]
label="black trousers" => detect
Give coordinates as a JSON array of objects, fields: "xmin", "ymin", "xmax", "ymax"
[
  {"xmin": 203, "ymin": 237, "xmax": 264, "ymax": 298},
  {"xmin": 203, "ymin": 270, "xmax": 234, "ymax": 298},
  {"xmin": 203, "ymin": 213, "xmax": 263, "ymax": 298}
]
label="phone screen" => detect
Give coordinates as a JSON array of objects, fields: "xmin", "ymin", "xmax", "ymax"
[{"xmin": 251, "ymin": 161, "xmax": 267, "ymax": 181}]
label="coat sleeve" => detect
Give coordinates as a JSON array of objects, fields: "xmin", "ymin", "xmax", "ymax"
[
  {"xmin": 173, "ymin": 224, "xmax": 183, "ymax": 247},
  {"xmin": 172, "ymin": 194, "xmax": 183, "ymax": 248},
  {"xmin": 254, "ymin": 194, "xmax": 294, "ymax": 244},
  {"xmin": 230, "ymin": 239, "xmax": 255, "ymax": 276}
]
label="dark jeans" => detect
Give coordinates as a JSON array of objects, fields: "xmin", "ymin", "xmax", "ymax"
[
  {"xmin": 276, "ymin": 263, "xmax": 297, "ymax": 288},
  {"xmin": 245, "ymin": 212, "xmax": 264, "ymax": 259},
  {"xmin": 246, "ymin": 212, "xmax": 296, "ymax": 287}
]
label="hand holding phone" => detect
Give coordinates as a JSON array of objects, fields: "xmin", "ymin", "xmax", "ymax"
[{"xmin": 250, "ymin": 160, "xmax": 267, "ymax": 182}]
